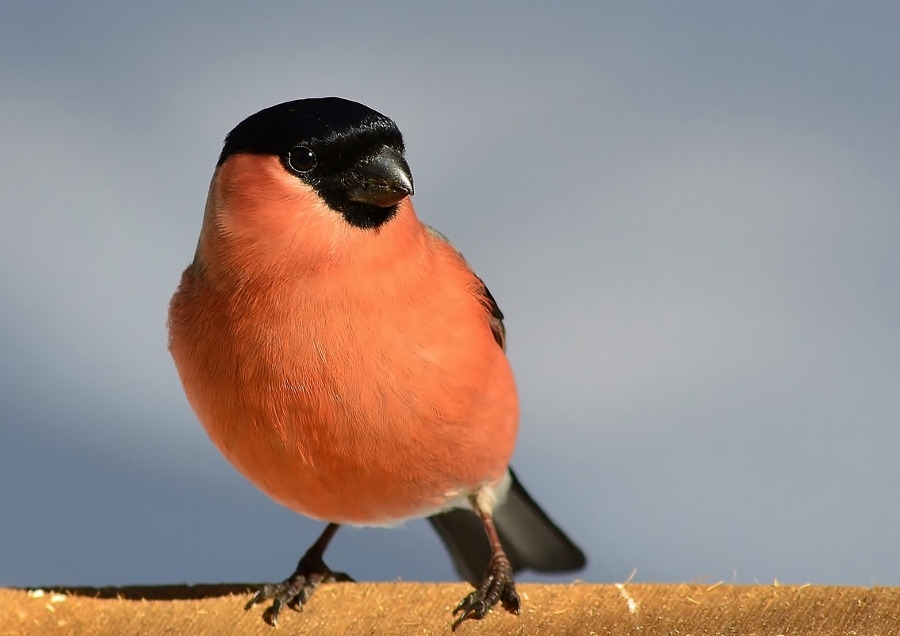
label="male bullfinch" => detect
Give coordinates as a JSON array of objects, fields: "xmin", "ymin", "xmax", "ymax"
[{"xmin": 168, "ymin": 97, "xmax": 585, "ymax": 628}]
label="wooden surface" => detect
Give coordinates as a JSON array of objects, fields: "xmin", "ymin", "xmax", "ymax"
[{"xmin": 2, "ymin": 582, "xmax": 897, "ymax": 635}]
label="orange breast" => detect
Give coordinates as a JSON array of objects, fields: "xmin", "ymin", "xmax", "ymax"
[{"xmin": 168, "ymin": 198, "xmax": 518, "ymax": 525}]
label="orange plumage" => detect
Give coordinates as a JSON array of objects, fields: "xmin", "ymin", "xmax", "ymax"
[{"xmin": 169, "ymin": 154, "xmax": 517, "ymax": 524}]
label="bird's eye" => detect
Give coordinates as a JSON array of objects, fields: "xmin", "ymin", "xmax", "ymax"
[{"xmin": 287, "ymin": 145, "xmax": 316, "ymax": 173}]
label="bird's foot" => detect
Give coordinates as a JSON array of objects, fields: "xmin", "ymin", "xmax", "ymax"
[
  {"xmin": 452, "ymin": 554, "xmax": 521, "ymax": 629},
  {"xmin": 245, "ymin": 553, "xmax": 353, "ymax": 627}
]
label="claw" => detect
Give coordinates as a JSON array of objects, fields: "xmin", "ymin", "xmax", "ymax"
[
  {"xmin": 451, "ymin": 555, "xmax": 519, "ymax": 629},
  {"xmin": 243, "ymin": 523, "xmax": 349, "ymax": 625},
  {"xmin": 245, "ymin": 561, "xmax": 352, "ymax": 625},
  {"xmin": 264, "ymin": 599, "xmax": 284, "ymax": 627}
]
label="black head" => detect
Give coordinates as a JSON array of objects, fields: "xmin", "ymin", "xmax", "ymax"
[{"xmin": 219, "ymin": 97, "xmax": 414, "ymax": 230}]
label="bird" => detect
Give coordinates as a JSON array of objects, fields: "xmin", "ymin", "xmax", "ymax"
[{"xmin": 167, "ymin": 97, "xmax": 585, "ymax": 628}]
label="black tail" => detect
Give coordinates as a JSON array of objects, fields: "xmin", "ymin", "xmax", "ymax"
[{"xmin": 428, "ymin": 468, "xmax": 586, "ymax": 585}]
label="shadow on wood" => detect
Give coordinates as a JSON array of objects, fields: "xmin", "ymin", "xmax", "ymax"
[{"xmin": 38, "ymin": 583, "xmax": 259, "ymax": 601}]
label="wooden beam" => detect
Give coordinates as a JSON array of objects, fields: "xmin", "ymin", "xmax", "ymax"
[{"xmin": 2, "ymin": 583, "xmax": 896, "ymax": 635}]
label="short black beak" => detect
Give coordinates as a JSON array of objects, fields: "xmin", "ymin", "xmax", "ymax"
[{"xmin": 346, "ymin": 146, "xmax": 414, "ymax": 207}]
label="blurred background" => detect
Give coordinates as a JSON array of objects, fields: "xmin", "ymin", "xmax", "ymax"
[{"xmin": 2, "ymin": 1, "xmax": 898, "ymax": 589}]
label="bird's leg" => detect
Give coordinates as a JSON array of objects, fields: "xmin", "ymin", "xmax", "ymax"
[
  {"xmin": 245, "ymin": 522, "xmax": 353, "ymax": 626},
  {"xmin": 452, "ymin": 498, "xmax": 521, "ymax": 629}
]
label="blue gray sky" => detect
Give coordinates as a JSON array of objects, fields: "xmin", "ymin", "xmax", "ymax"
[{"xmin": 2, "ymin": 1, "xmax": 899, "ymax": 589}]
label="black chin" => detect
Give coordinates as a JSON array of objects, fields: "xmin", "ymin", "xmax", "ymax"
[{"xmin": 338, "ymin": 201, "xmax": 399, "ymax": 229}]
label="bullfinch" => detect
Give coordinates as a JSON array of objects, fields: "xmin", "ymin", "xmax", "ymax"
[{"xmin": 168, "ymin": 97, "xmax": 585, "ymax": 628}]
